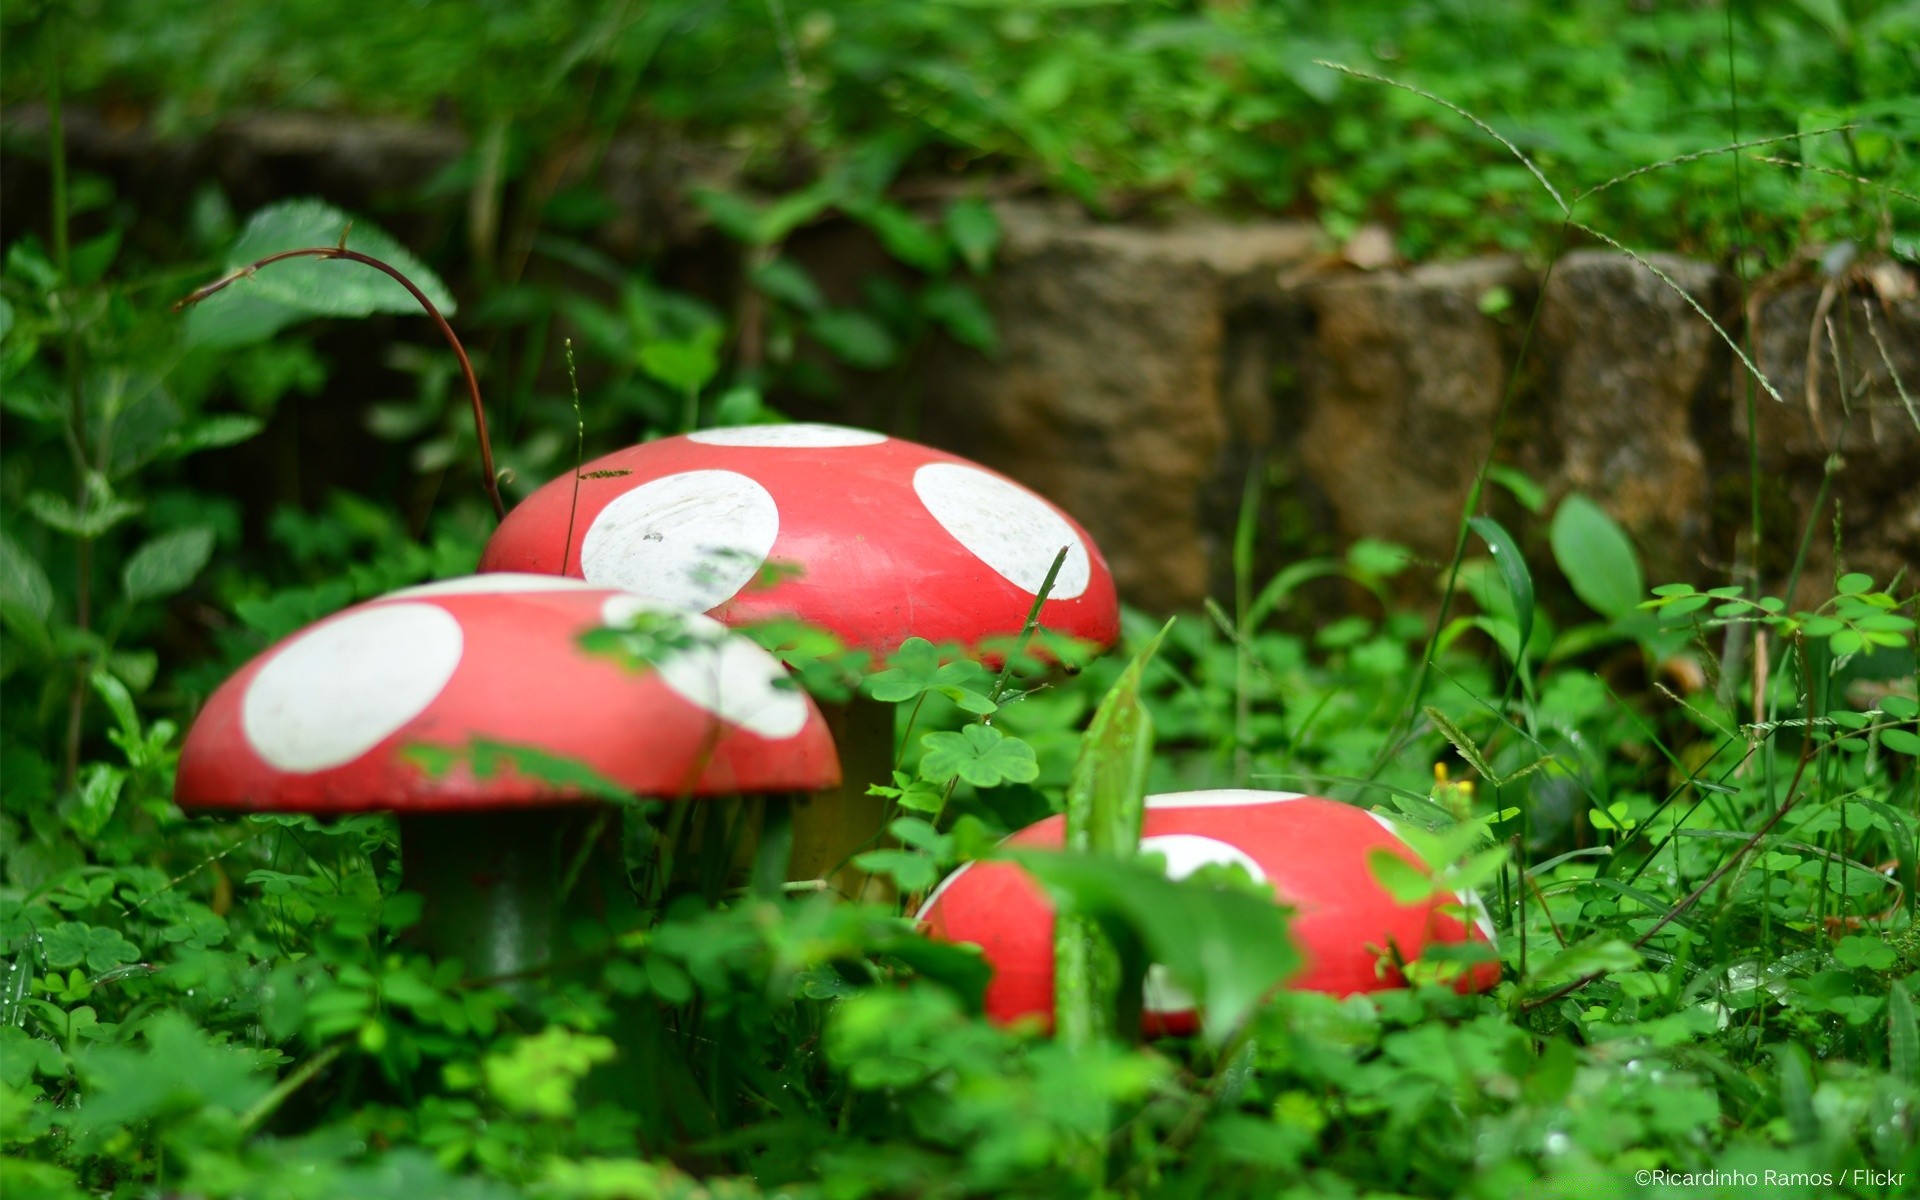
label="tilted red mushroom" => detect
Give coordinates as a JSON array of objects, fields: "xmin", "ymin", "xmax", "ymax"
[
  {"xmin": 479, "ymin": 423, "xmax": 1122, "ymax": 885},
  {"xmin": 917, "ymin": 790, "xmax": 1500, "ymax": 1034},
  {"xmin": 176, "ymin": 573, "xmax": 838, "ymax": 986}
]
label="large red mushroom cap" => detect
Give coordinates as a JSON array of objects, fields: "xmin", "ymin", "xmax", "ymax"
[
  {"xmin": 175, "ymin": 574, "xmax": 840, "ymax": 813},
  {"xmin": 478, "ymin": 424, "xmax": 1120, "ymax": 655},
  {"xmin": 917, "ymin": 790, "xmax": 1501, "ymax": 1034}
]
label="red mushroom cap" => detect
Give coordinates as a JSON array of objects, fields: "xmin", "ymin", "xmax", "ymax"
[
  {"xmin": 479, "ymin": 424, "xmax": 1120, "ymax": 655},
  {"xmin": 917, "ymin": 790, "xmax": 1500, "ymax": 1034},
  {"xmin": 175, "ymin": 574, "xmax": 840, "ymax": 813}
]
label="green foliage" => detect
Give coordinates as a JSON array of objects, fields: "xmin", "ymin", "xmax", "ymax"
[{"xmin": 4, "ymin": 1, "xmax": 1920, "ymax": 1196}]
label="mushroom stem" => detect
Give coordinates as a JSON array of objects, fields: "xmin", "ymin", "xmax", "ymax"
[
  {"xmin": 787, "ymin": 695, "xmax": 896, "ymax": 900},
  {"xmin": 398, "ymin": 808, "xmax": 624, "ymax": 1001}
]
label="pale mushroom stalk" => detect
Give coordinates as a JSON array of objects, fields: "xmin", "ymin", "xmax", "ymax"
[
  {"xmin": 786, "ymin": 696, "xmax": 896, "ymax": 888},
  {"xmin": 397, "ymin": 809, "xmax": 618, "ymax": 992}
]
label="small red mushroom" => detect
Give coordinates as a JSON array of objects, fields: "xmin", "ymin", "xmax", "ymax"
[
  {"xmin": 480, "ymin": 424, "xmax": 1123, "ymax": 886},
  {"xmin": 176, "ymin": 573, "xmax": 838, "ymax": 988},
  {"xmin": 917, "ymin": 790, "xmax": 1501, "ymax": 1034}
]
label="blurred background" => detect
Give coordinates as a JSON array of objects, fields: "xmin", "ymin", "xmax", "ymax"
[{"xmin": 2, "ymin": 0, "xmax": 1915, "ymax": 722}]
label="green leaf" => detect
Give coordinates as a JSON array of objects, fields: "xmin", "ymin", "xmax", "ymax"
[
  {"xmin": 121, "ymin": 526, "xmax": 215, "ymax": 603},
  {"xmin": 63, "ymin": 765, "xmax": 123, "ymax": 839},
  {"xmin": 69, "ymin": 228, "xmax": 122, "ymax": 287},
  {"xmin": 1469, "ymin": 515, "xmax": 1534, "ymax": 658},
  {"xmin": 809, "ymin": 309, "xmax": 898, "ymax": 370},
  {"xmin": 1057, "ymin": 620, "xmax": 1170, "ymax": 1047},
  {"xmin": 852, "ymin": 201, "xmax": 951, "ymax": 273},
  {"xmin": 1366, "ymin": 847, "xmax": 1438, "ymax": 904},
  {"xmin": 0, "ymin": 528, "xmax": 53, "ymax": 622},
  {"xmin": 919, "ymin": 725, "xmax": 1039, "ymax": 789},
  {"xmin": 1012, "ymin": 849, "xmax": 1300, "ymax": 1043},
  {"xmin": 484, "ymin": 1027, "xmax": 616, "ymax": 1119},
  {"xmin": 1881, "ymin": 728, "xmax": 1920, "ymax": 756},
  {"xmin": 1837, "ymin": 571, "xmax": 1873, "ymax": 595},
  {"xmin": 866, "ymin": 637, "xmax": 995, "ymax": 713},
  {"xmin": 1775, "ymin": 1044, "xmax": 1820, "ymax": 1144},
  {"xmin": 637, "ymin": 326, "xmax": 722, "ymax": 393},
  {"xmin": 25, "ymin": 479, "xmax": 141, "ymax": 540},
  {"xmin": 216, "ymin": 199, "xmax": 456, "ymax": 319},
  {"xmin": 945, "ymin": 198, "xmax": 1001, "ymax": 274},
  {"xmin": 40, "ymin": 923, "xmax": 138, "ymax": 973},
  {"xmin": 1892, "ymin": 982, "xmax": 1918, "ymax": 1085},
  {"xmin": 921, "ymin": 279, "xmax": 999, "ymax": 354},
  {"xmin": 1486, "ymin": 465, "xmax": 1545, "ymax": 514},
  {"xmin": 170, "ymin": 415, "xmax": 266, "ymax": 456},
  {"xmin": 1834, "ymin": 935, "xmax": 1895, "ymax": 971},
  {"xmin": 853, "ymin": 849, "xmax": 941, "ymax": 892},
  {"xmin": 1549, "ymin": 493, "xmax": 1644, "ymax": 619},
  {"xmin": 752, "ymin": 258, "xmax": 825, "ymax": 313}
]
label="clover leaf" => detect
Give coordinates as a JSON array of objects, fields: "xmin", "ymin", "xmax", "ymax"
[
  {"xmin": 919, "ymin": 725, "xmax": 1038, "ymax": 789},
  {"xmin": 867, "ymin": 637, "xmax": 997, "ymax": 714}
]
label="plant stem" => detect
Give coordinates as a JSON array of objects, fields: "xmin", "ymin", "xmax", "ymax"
[
  {"xmin": 177, "ymin": 246, "xmax": 506, "ymax": 520},
  {"xmin": 239, "ymin": 1039, "xmax": 347, "ymax": 1135}
]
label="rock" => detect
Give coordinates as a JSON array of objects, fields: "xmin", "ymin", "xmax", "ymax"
[
  {"xmin": 916, "ymin": 201, "xmax": 1320, "ymax": 612},
  {"xmin": 1287, "ymin": 257, "xmax": 1535, "ymax": 562},
  {"xmin": 1535, "ymin": 251, "xmax": 1720, "ymax": 582},
  {"xmin": 1741, "ymin": 276, "xmax": 1920, "ymax": 598}
]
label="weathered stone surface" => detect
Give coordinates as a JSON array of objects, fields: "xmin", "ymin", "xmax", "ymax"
[
  {"xmin": 917, "ymin": 202, "xmax": 1320, "ymax": 612},
  {"xmin": 1535, "ymin": 251, "xmax": 1720, "ymax": 581},
  {"xmin": 1741, "ymin": 279, "xmax": 1920, "ymax": 597},
  {"xmin": 1287, "ymin": 258, "xmax": 1534, "ymax": 561}
]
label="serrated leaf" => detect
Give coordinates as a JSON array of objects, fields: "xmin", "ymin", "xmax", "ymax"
[
  {"xmin": 25, "ymin": 482, "xmax": 141, "ymax": 539},
  {"xmin": 1549, "ymin": 493, "xmax": 1644, "ymax": 620},
  {"xmin": 121, "ymin": 526, "xmax": 215, "ymax": 603},
  {"xmin": 217, "ymin": 199, "xmax": 456, "ymax": 318},
  {"xmin": 171, "ymin": 414, "xmax": 265, "ymax": 455}
]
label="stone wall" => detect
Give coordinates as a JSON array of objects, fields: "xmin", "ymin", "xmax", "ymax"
[{"xmin": 904, "ymin": 205, "xmax": 1917, "ymax": 611}]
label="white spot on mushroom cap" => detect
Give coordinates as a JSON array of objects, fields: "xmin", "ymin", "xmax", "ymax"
[
  {"xmin": 912, "ymin": 463, "xmax": 1091, "ymax": 599},
  {"xmin": 242, "ymin": 603, "xmax": 464, "ymax": 773},
  {"xmin": 600, "ymin": 593, "xmax": 810, "ymax": 740},
  {"xmin": 687, "ymin": 423, "xmax": 888, "ymax": 448},
  {"xmin": 1146, "ymin": 789, "xmax": 1306, "ymax": 808},
  {"xmin": 580, "ymin": 469, "xmax": 779, "ymax": 613},
  {"xmin": 1140, "ymin": 834, "xmax": 1268, "ymax": 1015},
  {"xmin": 390, "ymin": 573, "xmax": 601, "ymax": 598}
]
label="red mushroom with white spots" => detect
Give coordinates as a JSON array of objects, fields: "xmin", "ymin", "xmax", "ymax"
[
  {"xmin": 479, "ymin": 423, "xmax": 1123, "ymax": 886},
  {"xmin": 917, "ymin": 790, "xmax": 1501, "ymax": 1034},
  {"xmin": 176, "ymin": 573, "xmax": 838, "ymax": 989}
]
